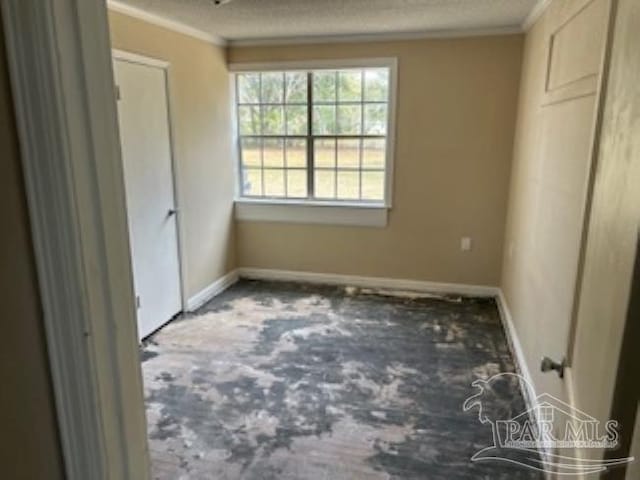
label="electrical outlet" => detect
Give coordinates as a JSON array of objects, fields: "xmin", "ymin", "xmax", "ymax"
[{"xmin": 461, "ymin": 237, "xmax": 472, "ymax": 252}]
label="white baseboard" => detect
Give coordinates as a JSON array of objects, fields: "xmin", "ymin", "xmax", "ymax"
[
  {"xmin": 496, "ymin": 290, "xmax": 536, "ymax": 397},
  {"xmin": 186, "ymin": 267, "xmax": 498, "ymax": 312},
  {"xmin": 238, "ymin": 267, "xmax": 499, "ymax": 297},
  {"xmin": 496, "ymin": 289, "xmax": 553, "ymax": 478},
  {"xmin": 186, "ymin": 269, "xmax": 239, "ymax": 312}
]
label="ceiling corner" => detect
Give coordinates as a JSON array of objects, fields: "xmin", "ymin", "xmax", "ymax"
[
  {"xmin": 521, "ymin": 0, "xmax": 553, "ymax": 31},
  {"xmin": 107, "ymin": 0, "xmax": 228, "ymax": 46}
]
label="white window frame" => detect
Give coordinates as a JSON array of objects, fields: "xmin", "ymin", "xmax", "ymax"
[{"xmin": 230, "ymin": 58, "xmax": 398, "ymax": 227}]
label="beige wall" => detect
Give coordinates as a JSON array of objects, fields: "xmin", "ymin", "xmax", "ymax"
[
  {"xmin": 0, "ymin": 17, "xmax": 65, "ymax": 480},
  {"xmin": 229, "ymin": 35, "xmax": 523, "ymax": 286},
  {"xmin": 570, "ymin": 0, "xmax": 640, "ymax": 462},
  {"xmin": 109, "ymin": 11, "xmax": 236, "ymax": 299},
  {"xmin": 500, "ymin": 0, "xmax": 613, "ymax": 407}
]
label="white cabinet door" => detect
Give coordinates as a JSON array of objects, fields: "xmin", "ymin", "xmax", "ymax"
[{"xmin": 114, "ymin": 58, "xmax": 182, "ymax": 340}]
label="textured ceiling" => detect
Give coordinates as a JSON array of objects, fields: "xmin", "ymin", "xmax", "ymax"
[{"xmin": 113, "ymin": 0, "xmax": 539, "ymax": 42}]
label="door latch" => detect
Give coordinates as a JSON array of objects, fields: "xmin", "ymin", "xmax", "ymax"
[{"xmin": 540, "ymin": 356, "xmax": 566, "ymax": 378}]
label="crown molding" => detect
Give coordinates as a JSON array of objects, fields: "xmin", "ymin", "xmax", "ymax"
[
  {"xmin": 228, "ymin": 25, "xmax": 523, "ymax": 47},
  {"xmin": 522, "ymin": 0, "xmax": 553, "ymax": 31},
  {"xmin": 107, "ymin": 0, "xmax": 227, "ymax": 46},
  {"xmin": 107, "ymin": 0, "xmax": 546, "ymax": 48}
]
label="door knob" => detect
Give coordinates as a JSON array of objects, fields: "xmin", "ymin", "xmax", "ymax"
[
  {"xmin": 541, "ymin": 356, "xmax": 566, "ymax": 378},
  {"xmin": 167, "ymin": 208, "xmax": 178, "ymax": 217}
]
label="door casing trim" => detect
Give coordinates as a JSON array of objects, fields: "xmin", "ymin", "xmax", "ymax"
[{"xmin": 1, "ymin": 1, "xmax": 150, "ymax": 478}]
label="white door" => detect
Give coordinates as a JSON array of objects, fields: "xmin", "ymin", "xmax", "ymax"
[{"xmin": 113, "ymin": 57, "xmax": 182, "ymax": 340}]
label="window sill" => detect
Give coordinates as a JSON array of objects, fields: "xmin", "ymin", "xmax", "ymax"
[{"xmin": 234, "ymin": 199, "xmax": 389, "ymax": 227}]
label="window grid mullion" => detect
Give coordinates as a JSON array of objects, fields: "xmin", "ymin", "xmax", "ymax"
[
  {"xmin": 282, "ymin": 73, "xmax": 288, "ymax": 197},
  {"xmin": 238, "ymin": 100, "xmax": 387, "ymax": 107},
  {"xmin": 359, "ymin": 70, "xmax": 364, "ymax": 200},
  {"xmin": 334, "ymin": 136, "xmax": 338, "ymax": 200},
  {"xmin": 333, "ymin": 71, "xmax": 338, "ymax": 199},
  {"xmin": 306, "ymin": 72, "xmax": 314, "ymax": 198},
  {"xmin": 259, "ymin": 74, "xmax": 265, "ymax": 195},
  {"xmin": 247, "ymin": 166, "xmax": 308, "ymax": 171},
  {"xmin": 238, "ymin": 101, "xmax": 307, "ymax": 107},
  {"xmin": 235, "ymin": 74, "xmax": 244, "ymax": 196},
  {"xmin": 240, "ymin": 134, "xmax": 385, "ymax": 139}
]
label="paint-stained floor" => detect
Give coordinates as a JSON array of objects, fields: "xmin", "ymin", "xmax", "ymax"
[{"xmin": 141, "ymin": 280, "xmax": 543, "ymax": 479}]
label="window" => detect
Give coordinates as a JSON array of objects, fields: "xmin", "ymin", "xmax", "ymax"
[{"xmin": 234, "ymin": 60, "xmax": 394, "ymax": 206}]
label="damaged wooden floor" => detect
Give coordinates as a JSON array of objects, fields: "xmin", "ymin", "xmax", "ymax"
[{"xmin": 141, "ymin": 280, "xmax": 543, "ymax": 479}]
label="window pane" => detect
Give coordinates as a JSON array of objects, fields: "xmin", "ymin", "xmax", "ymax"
[
  {"xmin": 263, "ymin": 138, "xmax": 284, "ymax": 167},
  {"xmin": 314, "ymin": 139, "xmax": 335, "ymax": 168},
  {"xmin": 285, "ymin": 72, "xmax": 307, "ymax": 103},
  {"xmin": 338, "ymin": 70, "xmax": 362, "ymax": 102},
  {"xmin": 237, "ymin": 73, "xmax": 260, "ymax": 104},
  {"xmin": 336, "ymin": 171, "xmax": 360, "ymax": 200},
  {"xmin": 286, "ymin": 138, "xmax": 307, "ymax": 168},
  {"xmin": 285, "ymin": 105, "xmax": 307, "ymax": 135},
  {"xmin": 240, "ymin": 137, "xmax": 261, "ymax": 167},
  {"xmin": 314, "ymin": 170, "xmax": 335, "ymax": 199},
  {"xmin": 313, "ymin": 71, "xmax": 336, "ymax": 103},
  {"xmin": 337, "ymin": 105, "xmax": 362, "ymax": 135},
  {"xmin": 362, "ymin": 139, "xmax": 385, "ymax": 169},
  {"xmin": 362, "ymin": 171, "xmax": 385, "ymax": 200},
  {"xmin": 264, "ymin": 169, "xmax": 285, "ymax": 197},
  {"xmin": 364, "ymin": 69, "xmax": 389, "ymax": 101},
  {"xmin": 313, "ymin": 105, "xmax": 336, "ymax": 134},
  {"xmin": 242, "ymin": 169, "xmax": 262, "ymax": 196},
  {"xmin": 287, "ymin": 170, "xmax": 307, "ymax": 198},
  {"xmin": 262, "ymin": 106, "xmax": 284, "ymax": 135},
  {"xmin": 364, "ymin": 104, "xmax": 387, "ymax": 135},
  {"xmin": 239, "ymin": 105, "xmax": 261, "ymax": 135},
  {"xmin": 261, "ymin": 72, "xmax": 284, "ymax": 103},
  {"xmin": 337, "ymin": 139, "xmax": 360, "ymax": 168}
]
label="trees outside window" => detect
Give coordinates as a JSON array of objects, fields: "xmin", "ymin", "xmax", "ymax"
[{"xmin": 236, "ymin": 67, "xmax": 390, "ymax": 202}]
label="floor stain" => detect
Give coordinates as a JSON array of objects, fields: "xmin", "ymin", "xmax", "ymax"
[{"xmin": 141, "ymin": 279, "xmax": 542, "ymax": 479}]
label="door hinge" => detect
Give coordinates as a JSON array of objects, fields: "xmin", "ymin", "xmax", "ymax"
[
  {"xmin": 115, "ymin": 84, "xmax": 121, "ymax": 101},
  {"xmin": 136, "ymin": 295, "xmax": 141, "ymax": 310}
]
